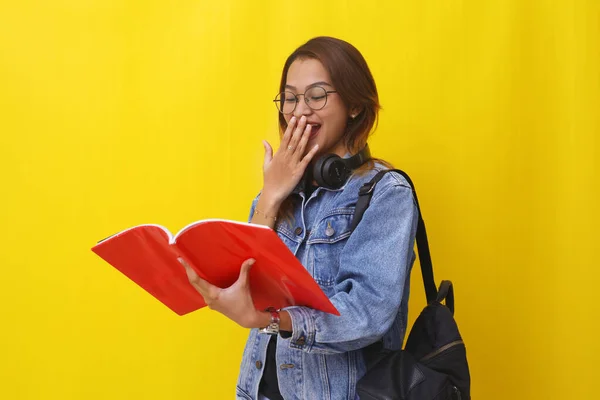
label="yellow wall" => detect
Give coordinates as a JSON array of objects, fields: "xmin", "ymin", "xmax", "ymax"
[{"xmin": 1, "ymin": 1, "xmax": 598, "ymax": 399}]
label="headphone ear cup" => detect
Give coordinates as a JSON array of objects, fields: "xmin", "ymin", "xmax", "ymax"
[
  {"xmin": 313, "ymin": 154, "xmax": 349, "ymax": 189},
  {"xmin": 313, "ymin": 154, "xmax": 335, "ymax": 188},
  {"xmin": 311, "ymin": 144, "xmax": 371, "ymax": 190}
]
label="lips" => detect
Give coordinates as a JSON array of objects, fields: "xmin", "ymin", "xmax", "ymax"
[{"xmin": 308, "ymin": 123, "xmax": 321, "ymax": 139}]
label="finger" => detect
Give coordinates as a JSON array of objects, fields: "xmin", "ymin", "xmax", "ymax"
[
  {"xmin": 293, "ymin": 123, "xmax": 312, "ymax": 159},
  {"xmin": 288, "ymin": 116, "xmax": 306, "ymax": 153},
  {"xmin": 300, "ymin": 144, "xmax": 320, "ymax": 169},
  {"xmin": 280, "ymin": 116, "xmax": 296, "ymax": 149},
  {"xmin": 178, "ymin": 257, "xmax": 193, "ymax": 274},
  {"xmin": 237, "ymin": 258, "xmax": 255, "ymax": 288},
  {"xmin": 178, "ymin": 257, "xmax": 212, "ymax": 292},
  {"xmin": 262, "ymin": 140, "xmax": 273, "ymax": 170}
]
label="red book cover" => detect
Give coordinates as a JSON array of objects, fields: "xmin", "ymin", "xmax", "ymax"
[{"xmin": 91, "ymin": 219, "xmax": 340, "ymax": 316}]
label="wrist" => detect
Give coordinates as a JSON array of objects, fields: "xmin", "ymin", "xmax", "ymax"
[
  {"xmin": 257, "ymin": 191, "xmax": 284, "ymax": 212},
  {"xmin": 255, "ymin": 311, "xmax": 272, "ymax": 328},
  {"xmin": 252, "ymin": 195, "xmax": 283, "ymax": 228},
  {"xmin": 258, "ymin": 308, "xmax": 280, "ymax": 335},
  {"xmin": 255, "ymin": 309, "xmax": 292, "ymax": 334}
]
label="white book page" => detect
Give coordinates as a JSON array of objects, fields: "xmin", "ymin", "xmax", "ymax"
[
  {"xmin": 97, "ymin": 224, "xmax": 174, "ymax": 243},
  {"xmin": 172, "ymin": 218, "xmax": 271, "ymax": 243}
]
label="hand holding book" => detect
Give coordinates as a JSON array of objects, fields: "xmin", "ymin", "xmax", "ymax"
[{"xmin": 91, "ymin": 219, "xmax": 339, "ymax": 317}]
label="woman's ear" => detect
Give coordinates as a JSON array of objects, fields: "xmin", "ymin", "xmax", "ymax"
[{"xmin": 349, "ymin": 107, "xmax": 363, "ymax": 119}]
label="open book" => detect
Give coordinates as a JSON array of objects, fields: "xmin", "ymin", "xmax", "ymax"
[{"xmin": 91, "ymin": 219, "xmax": 339, "ymax": 316}]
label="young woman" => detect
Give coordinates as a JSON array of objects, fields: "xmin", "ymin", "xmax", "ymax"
[{"xmin": 183, "ymin": 36, "xmax": 419, "ymax": 400}]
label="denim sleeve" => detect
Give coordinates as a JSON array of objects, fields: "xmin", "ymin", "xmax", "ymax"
[
  {"xmin": 247, "ymin": 195, "xmax": 260, "ymax": 223},
  {"xmin": 283, "ymin": 179, "xmax": 419, "ymax": 354}
]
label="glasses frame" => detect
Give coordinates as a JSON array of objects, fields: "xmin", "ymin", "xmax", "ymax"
[{"xmin": 273, "ymin": 86, "xmax": 338, "ymax": 114}]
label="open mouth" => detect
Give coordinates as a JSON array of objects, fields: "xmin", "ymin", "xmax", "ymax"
[{"xmin": 309, "ymin": 124, "xmax": 321, "ymax": 139}]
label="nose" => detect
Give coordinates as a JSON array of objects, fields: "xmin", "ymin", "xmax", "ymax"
[{"xmin": 293, "ymin": 96, "xmax": 313, "ymax": 119}]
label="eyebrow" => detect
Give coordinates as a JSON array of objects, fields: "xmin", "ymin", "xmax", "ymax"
[{"xmin": 285, "ymin": 81, "xmax": 333, "ymax": 91}]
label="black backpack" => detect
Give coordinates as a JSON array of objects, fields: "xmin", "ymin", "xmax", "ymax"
[{"xmin": 350, "ymin": 169, "xmax": 471, "ymax": 400}]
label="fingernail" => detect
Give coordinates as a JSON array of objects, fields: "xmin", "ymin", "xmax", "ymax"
[
  {"xmin": 249, "ymin": 259, "xmax": 256, "ymax": 266},
  {"xmin": 301, "ymin": 116, "xmax": 306, "ymax": 122},
  {"xmin": 290, "ymin": 116, "xmax": 296, "ymax": 123}
]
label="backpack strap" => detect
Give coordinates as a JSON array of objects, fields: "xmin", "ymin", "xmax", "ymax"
[
  {"xmin": 350, "ymin": 169, "xmax": 438, "ymax": 304},
  {"xmin": 436, "ymin": 280, "xmax": 454, "ymax": 314}
]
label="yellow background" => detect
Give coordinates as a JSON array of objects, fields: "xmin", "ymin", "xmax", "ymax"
[{"xmin": 1, "ymin": 1, "xmax": 598, "ymax": 399}]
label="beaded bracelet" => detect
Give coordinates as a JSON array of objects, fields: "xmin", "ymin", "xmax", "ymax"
[{"xmin": 254, "ymin": 208, "xmax": 277, "ymax": 221}]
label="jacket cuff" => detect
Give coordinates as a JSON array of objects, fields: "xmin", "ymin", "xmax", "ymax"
[{"xmin": 284, "ymin": 307, "xmax": 316, "ymax": 352}]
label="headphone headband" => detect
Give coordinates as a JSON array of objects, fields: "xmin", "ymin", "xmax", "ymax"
[{"xmin": 345, "ymin": 144, "xmax": 371, "ymax": 170}]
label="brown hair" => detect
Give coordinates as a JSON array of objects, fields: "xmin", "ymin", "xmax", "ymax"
[{"xmin": 275, "ymin": 37, "xmax": 393, "ymax": 223}]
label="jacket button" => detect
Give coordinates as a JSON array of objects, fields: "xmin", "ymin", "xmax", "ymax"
[
  {"xmin": 255, "ymin": 360, "xmax": 263, "ymax": 369},
  {"xmin": 296, "ymin": 336, "xmax": 306, "ymax": 345},
  {"xmin": 294, "ymin": 227, "xmax": 303, "ymax": 235}
]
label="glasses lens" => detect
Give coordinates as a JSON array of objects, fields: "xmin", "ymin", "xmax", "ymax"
[
  {"xmin": 305, "ymin": 86, "xmax": 328, "ymax": 110},
  {"xmin": 274, "ymin": 91, "xmax": 297, "ymax": 114}
]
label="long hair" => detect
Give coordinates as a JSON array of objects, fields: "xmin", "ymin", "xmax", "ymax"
[{"xmin": 275, "ymin": 37, "xmax": 392, "ymax": 223}]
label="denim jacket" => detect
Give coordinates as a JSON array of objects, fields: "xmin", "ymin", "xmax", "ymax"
[{"xmin": 236, "ymin": 165, "xmax": 419, "ymax": 400}]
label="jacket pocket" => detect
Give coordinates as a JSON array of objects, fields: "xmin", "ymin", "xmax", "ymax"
[{"xmin": 306, "ymin": 209, "xmax": 354, "ymax": 287}]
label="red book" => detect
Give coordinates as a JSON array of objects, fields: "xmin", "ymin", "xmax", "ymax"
[{"xmin": 91, "ymin": 219, "xmax": 340, "ymax": 316}]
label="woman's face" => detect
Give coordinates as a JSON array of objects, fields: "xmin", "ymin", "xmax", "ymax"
[{"xmin": 283, "ymin": 58, "xmax": 351, "ymax": 158}]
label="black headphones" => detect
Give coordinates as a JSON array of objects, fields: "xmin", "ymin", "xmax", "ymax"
[{"xmin": 312, "ymin": 144, "xmax": 371, "ymax": 189}]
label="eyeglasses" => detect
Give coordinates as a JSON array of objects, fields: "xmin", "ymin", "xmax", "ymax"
[{"xmin": 273, "ymin": 86, "xmax": 338, "ymax": 114}]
